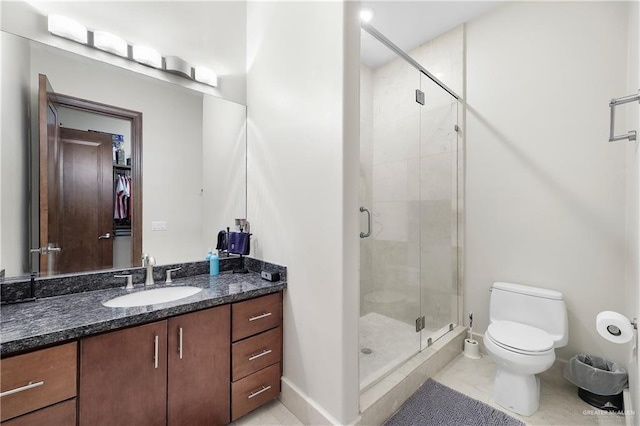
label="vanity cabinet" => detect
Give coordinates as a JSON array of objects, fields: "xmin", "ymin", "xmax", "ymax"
[
  {"xmin": 230, "ymin": 292, "xmax": 283, "ymax": 421},
  {"xmin": 167, "ymin": 307, "xmax": 230, "ymax": 425},
  {"xmin": 79, "ymin": 305, "xmax": 230, "ymax": 426},
  {"xmin": 0, "ymin": 342, "xmax": 77, "ymax": 424}
]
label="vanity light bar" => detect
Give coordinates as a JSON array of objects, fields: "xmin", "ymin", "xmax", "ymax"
[
  {"xmin": 165, "ymin": 56, "xmax": 193, "ymax": 78},
  {"xmin": 48, "ymin": 14, "xmax": 88, "ymax": 44},
  {"xmin": 46, "ymin": 14, "xmax": 218, "ymax": 88},
  {"xmin": 194, "ymin": 67, "xmax": 218, "ymax": 87},
  {"xmin": 93, "ymin": 31, "xmax": 128, "ymax": 57},
  {"xmin": 132, "ymin": 45, "xmax": 163, "ymax": 69}
]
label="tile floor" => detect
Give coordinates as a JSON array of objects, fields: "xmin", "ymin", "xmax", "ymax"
[
  {"xmin": 234, "ymin": 353, "xmax": 628, "ymax": 425},
  {"xmin": 432, "ymin": 354, "xmax": 626, "ymax": 426}
]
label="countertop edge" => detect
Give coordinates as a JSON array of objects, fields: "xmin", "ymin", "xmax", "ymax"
[{"xmin": 1, "ymin": 283, "xmax": 286, "ymax": 357}]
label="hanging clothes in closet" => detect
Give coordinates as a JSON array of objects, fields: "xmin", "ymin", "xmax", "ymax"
[{"xmin": 114, "ymin": 169, "xmax": 132, "ymax": 236}]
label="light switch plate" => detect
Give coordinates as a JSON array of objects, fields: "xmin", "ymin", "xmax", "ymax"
[{"xmin": 151, "ymin": 221, "xmax": 167, "ymax": 231}]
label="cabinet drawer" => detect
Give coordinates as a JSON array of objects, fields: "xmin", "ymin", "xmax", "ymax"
[
  {"xmin": 231, "ymin": 363, "xmax": 280, "ymax": 421},
  {"xmin": 0, "ymin": 342, "xmax": 77, "ymax": 422},
  {"xmin": 2, "ymin": 398, "xmax": 76, "ymax": 426},
  {"xmin": 232, "ymin": 293, "xmax": 282, "ymax": 342},
  {"xmin": 232, "ymin": 327, "xmax": 282, "ymax": 381}
]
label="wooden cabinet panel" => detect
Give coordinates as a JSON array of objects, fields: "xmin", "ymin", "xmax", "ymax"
[
  {"xmin": 232, "ymin": 293, "xmax": 282, "ymax": 341},
  {"xmin": 232, "ymin": 326, "xmax": 282, "ymax": 381},
  {"xmin": 2, "ymin": 399, "xmax": 76, "ymax": 426},
  {"xmin": 79, "ymin": 321, "xmax": 167, "ymax": 426},
  {"xmin": 167, "ymin": 306, "xmax": 230, "ymax": 426},
  {"xmin": 231, "ymin": 363, "xmax": 281, "ymax": 421},
  {"xmin": 0, "ymin": 342, "xmax": 77, "ymax": 422}
]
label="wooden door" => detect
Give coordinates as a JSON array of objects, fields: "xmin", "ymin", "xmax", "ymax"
[
  {"xmin": 58, "ymin": 128, "xmax": 113, "ymax": 273},
  {"xmin": 38, "ymin": 74, "xmax": 60, "ymax": 275},
  {"xmin": 79, "ymin": 321, "xmax": 167, "ymax": 426},
  {"xmin": 167, "ymin": 306, "xmax": 230, "ymax": 426}
]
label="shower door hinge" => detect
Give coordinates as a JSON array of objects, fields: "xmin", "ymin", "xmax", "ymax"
[
  {"xmin": 415, "ymin": 316, "xmax": 425, "ymax": 332},
  {"xmin": 415, "ymin": 89, "xmax": 425, "ymax": 105}
]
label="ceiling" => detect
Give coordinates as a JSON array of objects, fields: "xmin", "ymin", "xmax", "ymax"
[{"xmin": 361, "ymin": 1, "xmax": 501, "ymax": 68}]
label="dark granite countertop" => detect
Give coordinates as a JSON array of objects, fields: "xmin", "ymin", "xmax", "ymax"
[{"xmin": 0, "ymin": 271, "xmax": 286, "ymax": 356}]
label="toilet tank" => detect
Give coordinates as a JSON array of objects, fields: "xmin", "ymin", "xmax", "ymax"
[{"xmin": 489, "ymin": 282, "xmax": 568, "ymax": 348}]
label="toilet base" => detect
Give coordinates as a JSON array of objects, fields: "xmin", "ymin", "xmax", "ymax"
[{"xmin": 493, "ymin": 368, "xmax": 540, "ymax": 417}]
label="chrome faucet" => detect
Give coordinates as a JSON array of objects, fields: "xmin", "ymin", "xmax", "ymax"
[{"xmin": 141, "ymin": 253, "xmax": 156, "ymax": 286}]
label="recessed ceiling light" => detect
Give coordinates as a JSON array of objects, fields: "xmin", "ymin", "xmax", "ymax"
[{"xmin": 359, "ymin": 7, "xmax": 375, "ymax": 23}]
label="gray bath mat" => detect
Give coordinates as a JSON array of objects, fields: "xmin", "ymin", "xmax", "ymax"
[{"xmin": 384, "ymin": 379, "xmax": 525, "ymax": 426}]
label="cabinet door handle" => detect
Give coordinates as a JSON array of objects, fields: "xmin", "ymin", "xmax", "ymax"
[
  {"xmin": 0, "ymin": 381, "xmax": 44, "ymax": 397},
  {"xmin": 247, "ymin": 385, "xmax": 271, "ymax": 399},
  {"xmin": 248, "ymin": 349, "xmax": 272, "ymax": 361},
  {"xmin": 249, "ymin": 312, "xmax": 272, "ymax": 322},
  {"xmin": 178, "ymin": 327, "xmax": 183, "ymax": 360},
  {"xmin": 153, "ymin": 335, "xmax": 159, "ymax": 369}
]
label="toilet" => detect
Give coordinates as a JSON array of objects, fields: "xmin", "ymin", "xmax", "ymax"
[{"xmin": 484, "ymin": 282, "xmax": 568, "ymax": 417}]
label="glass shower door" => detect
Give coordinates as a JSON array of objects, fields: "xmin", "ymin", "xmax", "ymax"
[
  {"xmin": 359, "ymin": 51, "xmax": 422, "ymax": 391},
  {"xmin": 418, "ymin": 72, "xmax": 460, "ymax": 350}
]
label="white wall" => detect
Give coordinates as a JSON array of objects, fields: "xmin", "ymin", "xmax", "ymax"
[
  {"xmin": 0, "ymin": 33, "xmax": 30, "ymax": 275},
  {"xmin": 625, "ymin": 0, "xmax": 640, "ymax": 420},
  {"xmin": 466, "ymin": 2, "xmax": 630, "ymax": 364},
  {"xmin": 246, "ymin": 1, "xmax": 359, "ymax": 423},
  {"xmin": 201, "ymin": 95, "xmax": 247, "ymax": 249}
]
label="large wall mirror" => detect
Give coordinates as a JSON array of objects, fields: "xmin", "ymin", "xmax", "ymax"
[{"xmin": 1, "ymin": 30, "xmax": 247, "ymax": 278}]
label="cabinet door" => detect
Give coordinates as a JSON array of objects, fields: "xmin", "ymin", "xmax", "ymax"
[
  {"xmin": 167, "ymin": 306, "xmax": 230, "ymax": 426},
  {"xmin": 79, "ymin": 321, "xmax": 167, "ymax": 426}
]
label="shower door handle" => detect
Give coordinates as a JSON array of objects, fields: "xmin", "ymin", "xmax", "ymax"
[{"xmin": 360, "ymin": 207, "xmax": 371, "ymax": 238}]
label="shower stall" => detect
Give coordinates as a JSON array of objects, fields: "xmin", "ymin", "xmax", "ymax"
[{"xmin": 359, "ymin": 23, "xmax": 463, "ymax": 391}]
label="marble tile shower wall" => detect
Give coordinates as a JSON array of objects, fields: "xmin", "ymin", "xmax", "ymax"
[{"xmin": 360, "ymin": 26, "xmax": 463, "ymax": 329}]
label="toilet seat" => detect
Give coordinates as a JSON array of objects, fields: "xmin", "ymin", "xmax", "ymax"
[{"xmin": 486, "ymin": 321, "xmax": 554, "ymax": 355}]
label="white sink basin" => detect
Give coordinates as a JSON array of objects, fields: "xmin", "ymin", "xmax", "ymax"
[{"xmin": 103, "ymin": 286, "xmax": 203, "ymax": 308}]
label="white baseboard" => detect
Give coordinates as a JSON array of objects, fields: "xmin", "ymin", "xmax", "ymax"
[
  {"xmin": 279, "ymin": 376, "xmax": 349, "ymax": 425},
  {"xmin": 623, "ymin": 388, "xmax": 634, "ymax": 426}
]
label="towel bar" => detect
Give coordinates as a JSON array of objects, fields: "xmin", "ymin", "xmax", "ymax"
[{"xmin": 609, "ymin": 90, "xmax": 639, "ymax": 142}]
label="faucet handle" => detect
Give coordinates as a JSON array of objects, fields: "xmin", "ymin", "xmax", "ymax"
[
  {"xmin": 165, "ymin": 267, "xmax": 181, "ymax": 284},
  {"xmin": 114, "ymin": 274, "xmax": 134, "ymax": 290}
]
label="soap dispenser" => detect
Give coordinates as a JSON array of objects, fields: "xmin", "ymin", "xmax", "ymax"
[{"xmin": 210, "ymin": 251, "xmax": 219, "ymax": 276}]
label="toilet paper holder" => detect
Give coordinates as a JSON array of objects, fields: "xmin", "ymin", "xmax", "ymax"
[
  {"xmin": 597, "ymin": 312, "xmax": 638, "ymax": 344},
  {"xmin": 608, "ymin": 317, "xmax": 637, "ymax": 336}
]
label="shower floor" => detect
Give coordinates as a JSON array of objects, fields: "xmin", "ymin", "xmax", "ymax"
[
  {"xmin": 359, "ymin": 312, "xmax": 454, "ymax": 391},
  {"xmin": 359, "ymin": 312, "xmax": 420, "ymax": 391}
]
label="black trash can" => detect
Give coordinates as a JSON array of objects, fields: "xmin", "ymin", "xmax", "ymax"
[{"xmin": 562, "ymin": 354, "xmax": 628, "ymax": 411}]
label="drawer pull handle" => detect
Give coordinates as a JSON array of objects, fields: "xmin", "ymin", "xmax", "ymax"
[
  {"xmin": 248, "ymin": 385, "xmax": 272, "ymax": 399},
  {"xmin": 249, "ymin": 312, "xmax": 272, "ymax": 322},
  {"xmin": 179, "ymin": 327, "xmax": 183, "ymax": 360},
  {"xmin": 154, "ymin": 335, "xmax": 159, "ymax": 369},
  {"xmin": 249, "ymin": 349, "xmax": 272, "ymax": 361},
  {"xmin": 0, "ymin": 380, "xmax": 44, "ymax": 397}
]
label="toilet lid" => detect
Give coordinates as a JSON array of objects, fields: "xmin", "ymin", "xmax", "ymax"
[{"xmin": 487, "ymin": 321, "xmax": 554, "ymax": 354}]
